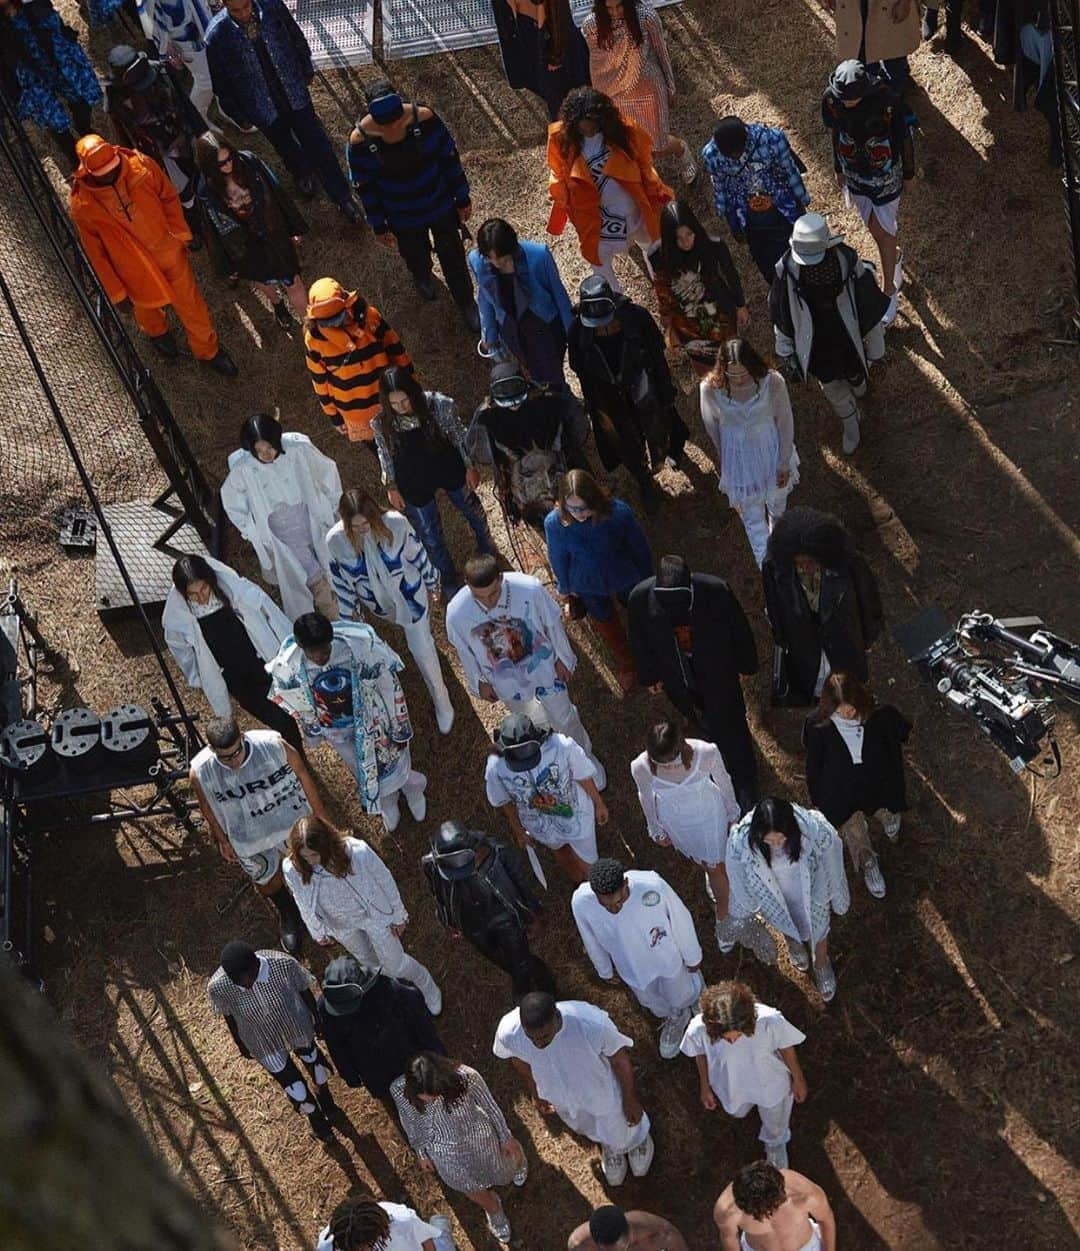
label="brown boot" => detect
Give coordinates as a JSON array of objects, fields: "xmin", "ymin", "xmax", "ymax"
[
  {"xmin": 310, "ymin": 575, "xmax": 340, "ymax": 620},
  {"xmin": 591, "ymin": 615, "xmax": 637, "ymax": 695}
]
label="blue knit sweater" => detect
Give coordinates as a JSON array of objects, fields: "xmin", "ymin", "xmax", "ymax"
[{"xmin": 544, "ymin": 499, "xmax": 653, "ymax": 598}]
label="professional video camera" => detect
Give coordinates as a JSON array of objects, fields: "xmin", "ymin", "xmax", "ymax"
[{"xmin": 893, "ymin": 606, "xmax": 1080, "ymax": 774}]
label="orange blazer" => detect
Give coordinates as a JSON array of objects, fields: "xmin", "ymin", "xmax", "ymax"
[{"xmin": 546, "ymin": 119, "xmax": 673, "ymax": 266}]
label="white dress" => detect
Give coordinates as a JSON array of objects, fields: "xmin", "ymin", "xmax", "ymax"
[
  {"xmin": 700, "ymin": 370, "xmax": 799, "ymax": 506},
  {"xmin": 630, "ymin": 741, "xmax": 739, "ymax": 867}
]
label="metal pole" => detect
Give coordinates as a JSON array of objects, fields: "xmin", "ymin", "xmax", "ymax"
[
  {"xmin": 0, "ymin": 268, "xmax": 197, "ymax": 739},
  {"xmin": 1049, "ymin": 0, "xmax": 1080, "ymax": 335}
]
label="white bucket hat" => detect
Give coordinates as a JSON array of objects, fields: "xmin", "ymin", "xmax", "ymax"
[{"xmin": 790, "ymin": 213, "xmax": 844, "ymax": 266}]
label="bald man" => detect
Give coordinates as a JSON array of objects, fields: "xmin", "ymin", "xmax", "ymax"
[
  {"xmin": 714, "ymin": 1163, "xmax": 835, "ymax": 1251},
  {"xmin": 569, "ymin": 1206, "xmax": 688, "ymax": 1251}
]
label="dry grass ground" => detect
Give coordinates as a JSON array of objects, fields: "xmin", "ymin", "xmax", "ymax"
[{"xmin": 4, "ymin": 0, "xmax": 1079, "ymax": 1247}]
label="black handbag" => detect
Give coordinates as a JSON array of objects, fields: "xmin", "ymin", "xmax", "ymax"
[{"xmin": 770, "ymin": 644, "xmax": 801, "ymax": 708}]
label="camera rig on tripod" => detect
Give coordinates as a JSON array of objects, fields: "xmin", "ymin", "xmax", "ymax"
[{"xmin": 893, "ymin": 606, "xmax": 1080, "ymax": 775}]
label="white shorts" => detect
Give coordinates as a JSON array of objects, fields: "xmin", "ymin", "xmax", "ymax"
[
  {"xmin": 850, "ymin": 191, "xmax": 900, "ymax": 236},
  {"xmin": 236, "ymin": 839, "xmax": 289, "ymax": 885}
]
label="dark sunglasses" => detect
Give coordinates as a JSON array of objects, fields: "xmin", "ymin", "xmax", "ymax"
[{"xmin": 217, "ymin": 155, "xmax": 234, "ymax": 168}]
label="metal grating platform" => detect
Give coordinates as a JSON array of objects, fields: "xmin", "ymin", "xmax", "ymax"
[
  {"xmin": 288, "ymin": 0, "xmax": 375, "ymax": 68},
  {"xmin": 94, "ymin": 500, "xmax": 209, "ymax": 620},
  {"xmin": 383, "ymin": 0, "xmax": 681, "ymax": 61}
]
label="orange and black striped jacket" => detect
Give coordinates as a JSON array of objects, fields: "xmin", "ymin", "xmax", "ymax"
[{"xmin": 303, "ymin": 303, "xmax": 412, "ymax": 442}]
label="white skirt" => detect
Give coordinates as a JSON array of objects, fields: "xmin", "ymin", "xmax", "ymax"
[{"xmin": 718, "ymin": 416, "xmax": 800, "ymax": 506}]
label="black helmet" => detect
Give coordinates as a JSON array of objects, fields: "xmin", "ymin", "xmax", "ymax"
[
  {"xmin": 577, "ymin": 275, "xmax": 618, "ymax": 328},
  {"xmin": 489, "ymin": 362, "xmax": 529, "ymax": 408},
  {"xmin": 108, "ymin": 44, "xmax": 156, "ymax": 92},
  {"xmin": 431, "ymin": 820, "xmax": 481, "ymax": 880},
  {"xmin": 321, "ymin": 956, "xmax": 379, "ymax": 1015},
  {"xmin": 494, "ymin": 712, "xmax": 548, "ymax": 772}
]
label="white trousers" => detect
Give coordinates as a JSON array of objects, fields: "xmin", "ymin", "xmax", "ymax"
[
  {"xmin": 402, "ymin": 618, "xmax": 452, "ymax": 716},
  {"xmin": 560, "ymin": 1104, "xmax": 651, "ymax": 1153},
  {"xmin": 591, "ymin": 227, "xmax": 656, "ymax": 295},
  {"xmin": 324, "ymin": 730, "xmax": 421, "ymax": 800},
  {"xmin": 728, "ymin": 1092, "xmax": 794, "ymax": 1146},
  {"xmin": 337, "ymin": 923, "xmax": 441, "ymax": 1010},
  {"xmin": 735, "ymin": 488, "xmax": 792, "ymax": 568},
  {"xmin": 519, "ymin": 688, "xmax": 606, "ymax": 789},
  {"xmin": 632, "ymin": 967, "xmax": 703, "ymax": 1019},
  {"xmin": 177, "ymin": 41, "xmax": 215, "ymax": 121}
]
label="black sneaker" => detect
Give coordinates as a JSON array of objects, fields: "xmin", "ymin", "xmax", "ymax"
[
  {"xmin": 149, "ymin": 330, "xmax": 178, "ymax": 359},
  {"xmin": 205, "ymin": 347, "xmax": 239, "ymax": 378},
  {"xmin": 296, "ymin": 174, "xmax": 318, "ymax": 200},
  {"xmin": 307, "ymin": 1109, "xmax": 334, "ymax": 1142},
  {"xmin": 273, "ymin": 300, "xmax": 294, "ymax": 329},
  {"xmin": 414, "ymin": 275, "xmax": 438, "ymax": 301}
]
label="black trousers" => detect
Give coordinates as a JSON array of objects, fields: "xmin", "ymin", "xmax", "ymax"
[
  {"xmin": 747, "ymin": 209, "xmax": 796, "ymax": 286},
  {"xmin": 230, "ymin": 675, "xmax": 304, "ymax": 751},
  {"xmin": 469, "ymin": 920, "xmax": 555, "ymax": 1004},
  {"xmin": 686, "ymin": 692, "xmax": 760, "ymax": 815},
  {"xmin": 394, "ymin": 208, "xmax": 474, "ymax": 307},
  {"xmin": 262, "ymin": 103, "xmax": 351, "ymax": 205}
]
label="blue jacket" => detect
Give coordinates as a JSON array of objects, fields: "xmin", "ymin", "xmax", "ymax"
[
  {"xmin": 468, "ymin": 239, "xmax": 573, "ymax": 348},
  {"xmin": 205, "ymin": 0, "xmax": 313, "ymax": 131},
  {"xmin": 544, "ymin": 499, "xmax": 653, "ymax": 599}
]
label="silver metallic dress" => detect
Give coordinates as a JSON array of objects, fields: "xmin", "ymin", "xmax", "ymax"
[{"xmin": 391, "ymin": 1066, "xmax": 518, "ymax": 1193}]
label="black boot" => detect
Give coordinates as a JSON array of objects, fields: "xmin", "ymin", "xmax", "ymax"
[
  {"xmin": 921, "ymin": 4, "xmax": 938, "ymax": 39},
  {"xmin": 307, "ymin": 1109, "xmax": 334, "ymax": 1142},
  {"xmin": 944, "ymin": 1, "xmax": 962, "ymax": 55},
  {"xmin": 315, "ymin": 1084, "xmax": 341, "ymax": 1121},
  {"xmin": 268, "ymin": 886, "xmax": 304, "ymax": 955}
]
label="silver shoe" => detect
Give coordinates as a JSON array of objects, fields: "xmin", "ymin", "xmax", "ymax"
[
  {"xmin": 814, "ymin": 958, "xmax": 837, "ymax": 1002},
  {"xmin": 881, "ymin": 811, "xmax": 902, "ymax": 841},
  {"xmin": 785, "ymin": 935, "xmax": 811, "ymax": 972},
  {"xmin": 486, "ymin": 1207, "xmax": 511, "ymax": 1242},
  {"xmin": 765, "ymin": 1142, "xmax": 789, "ymax": 1170},
  {"xmin": 863, "ymin": 853, "xmax": 886, "ymax": 899},
  {"xmin": 735, "ymin": 917, "xmax": 778, "ymax": 965},
  {"xmin": 659, "ymin": 1007, "xmax": 692, "ymax": 1059},
  {"xmin": 715, "ymin": 915, "xmax": 738, "ymax": 954}
]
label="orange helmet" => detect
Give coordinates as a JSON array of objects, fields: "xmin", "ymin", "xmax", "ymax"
[
  {"xmin": 75, "ymin": 134, "xmax": 121, "ymax": 176},
  {"xmin": 306, "ymin": 277, "xmax": 358, "ymax": 320}
]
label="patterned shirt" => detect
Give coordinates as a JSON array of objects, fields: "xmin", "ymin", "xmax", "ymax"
[
  {"xmin": 207, "ymin": 950, "xmax": 316, "ymax": 1059},
  {"xmin": 701, "ymin": 123, "xmax": 810, "ymax": 235},
  {"xmin": 370, "ymin": 391, "xmax": 471, "ymax": 490}
]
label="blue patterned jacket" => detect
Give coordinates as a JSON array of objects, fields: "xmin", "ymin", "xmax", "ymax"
[
  {"xmin": 701, "ymin": 123, "xmax": 810, "ymax": 235},
  {"xmin": 205, "ymin": 0, "xmax": 313, "ymax": 131}
]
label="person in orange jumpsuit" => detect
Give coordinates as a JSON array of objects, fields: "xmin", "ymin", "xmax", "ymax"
[{"xmin": 69, "ymin": 134, "xmax": 238, "ymax": 375}]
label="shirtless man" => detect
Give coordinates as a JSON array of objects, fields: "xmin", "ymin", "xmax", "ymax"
[
  {"xmin": 569, "ymin": 1205, "xmax": 689, "ymax": 1251},
  {"xmin": 714, "ymin": 1164, "xmax": 836, "ymax": 1251}
]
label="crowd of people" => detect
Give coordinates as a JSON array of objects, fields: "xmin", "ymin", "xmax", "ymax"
[{"xmin": 3, "ymin": 0, "xmax": 1059, "ymax": 1248}]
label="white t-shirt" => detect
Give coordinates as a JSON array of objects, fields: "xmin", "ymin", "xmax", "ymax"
[
  {"xmin": 581, "ymin": 130, "xmax": 643, "ymax": 244},
  {"xmin": 316, "ymin": 1202, "xmax": 441, "ymax": 1251},
  {"xmin": 830, "ymin": 713, "xmax": 865, "ymax": 764},
  {"xmin": 571, "ymin": 869, "xmax": 701, "ymax": 989},
  {"xmin": 493, "ymin": 999, "xmax": 631, "ymax": 1120},
  {"xmin": 680, "ymin": 1003, "xmax": 805, "ymax": 1112},
  {"xmin": 769, "ymin": 846, "xmax": 811, "ymax": 942},
  {"xmin": 485, "ymin": 733, "xmax": 597, "ymax": 851}
]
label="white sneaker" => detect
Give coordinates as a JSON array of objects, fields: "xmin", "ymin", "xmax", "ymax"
[
  {"xmin": 814, "ymin": 958, "xmax": 837, "ymax": 1002},
  {"xmin": 894, "ymin": 249, "xmax": 904, "ymax": 292},
  {"xmin": 435, "ymin": 699, "xmax": 455, "ymax": 735},
  {"xmin": 627, "ymin": 1132, "xmax": 655, "ymax": 1178},
  {"xmin": 601, "ymin": 1145, "xmax": 628, "ymax": 1186},
  {"xmin": 842, "ymin": 414, "xmax": 861, "ymax": 455},
  {"xmin": 659, "ymin": 1007, "xmax": 692, "ymax": 1059},
  {"xmin": 765, "ymin": 1142, "xmax": 789, "ymax": 1170},
  {"xmin": 882, "ymin": 292, "xmax": 899, "ymax": 327},
  {"xmin": 881, "ymin": 811, "xmax": 902, "ymax": 840},
  {"xmin": 863, "ymin": 853, "xmax": 886, "ymax": 899},
  {"xmin": 379, "ymin": 790, "xmax": 401, "ymax": 832},
  {"xmin": 424, "ymin": 983, "xmax": 443, "ymax": 1016},
  {"xmin": 785, "ymin": 935, "xmax": 811, "ymax": 972},
  {"xmin": 404, "ymin": 777, "xmax": 427, "ymax": 821}
]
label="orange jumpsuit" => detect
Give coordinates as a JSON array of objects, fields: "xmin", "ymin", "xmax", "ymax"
[{"xmin": 69, "ymin": 147, "xmax": 219, "ymax": 359}]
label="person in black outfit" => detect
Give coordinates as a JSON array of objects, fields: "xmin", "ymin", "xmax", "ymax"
[
  {"xmin": 628, "ymin": 555, "xmax": 760, "ymax": 813},
  {"xmin": 470, "ymin": 362, "xmax": 587, "ymax": 529},
  {"xmin": 421, "ymin": 819, "xmax": 555, "ymax": 1005},
  {"xmin": 165, "ymin": 554, "xmax": 303, "ymax": 750},
  {"xmin": 104, "ymin": 44, "xmax": 207, "ymax": 240},
  {"xmin": 317, "ymin": 956, "xmax": 445, "ymax": 1117},
  {"xmin": 491, "ymin": 0, "xmax": 591, "ymax": 121},
  {"xmin": 762, "ymin": 505, "xmax": 883, "ymax": 708},
  {"xmin": 194, "ymin": 131, "xmax": 309, "ymax": 328},
  {"xmin": 803, "ymin": 670, "xmax": 910, "ymax": 901},
  {"xmin": 568, "ymin": 274, "xmax": 688, "ymax": 514}
]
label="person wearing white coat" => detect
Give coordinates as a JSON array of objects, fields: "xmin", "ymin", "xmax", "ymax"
[
  {"xmin": 220, "ymin": 414, "xmax": 342, "ymax": 622},
  {"xmin": 572, "ymin": 860, "xmax": 703, "ymax": 1060},
  {"xmin": 630, "ymin": 720, "xmax": 773, "ymax": 958},
  {"xmin": 327, "ymin": 489, "xmax": 454, "ymax": 735},
  {"xmin": 164, "ymin": 553, "xmax": 300, "ymax": 746},
  {"xmin": 283, "ymin": 816, "xmax": 442, "ymax": 1015},
  {"xmin": 699, "ymin": 340, "xmax": 799, "ymax": 568},
  {"xmin": 725, "ymin": 797, "xmax": 850, "ymax": 1002}
]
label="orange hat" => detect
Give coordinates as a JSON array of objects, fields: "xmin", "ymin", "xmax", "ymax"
[
  {"xmin": 306, "ymin": 278, "xmax": 358, "ymax": 320},
  {"xmin": 75, "ymin": 134, "xmax": 121, "ymax": 176}
]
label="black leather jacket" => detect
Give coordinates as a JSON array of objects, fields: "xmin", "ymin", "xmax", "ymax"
[{"xmin": 421, "ymin": 838, "xmax": 542, "ymax": 937}]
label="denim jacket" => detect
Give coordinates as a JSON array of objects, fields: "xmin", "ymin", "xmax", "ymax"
[{"xmin": 468, "ymin": 239, "xmax": 573, "ymax": 348}]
